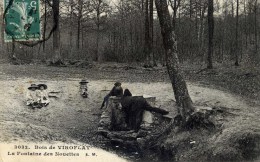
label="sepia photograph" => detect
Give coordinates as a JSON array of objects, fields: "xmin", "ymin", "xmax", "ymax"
[{"xmin": 0, "ymin": 0, "xmax": 259, "ymax": 162}]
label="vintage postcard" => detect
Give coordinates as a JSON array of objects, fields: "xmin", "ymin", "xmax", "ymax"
[{"xmin": 0, "ymin": 0, "xmax": 259, "ymax": 162}]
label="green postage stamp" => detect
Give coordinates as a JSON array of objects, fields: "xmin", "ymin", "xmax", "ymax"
[{"xmin": 3, "ymin": 0, "xmax": 41, "ymax": 42}]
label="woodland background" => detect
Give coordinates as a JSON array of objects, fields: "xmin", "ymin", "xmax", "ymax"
[{"xmin": 0, "ymin": 0, "xmax": 259, "ymax": 67}]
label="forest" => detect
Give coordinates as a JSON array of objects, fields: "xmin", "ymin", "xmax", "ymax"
[
  {"xmin": 0, "ymin": 0, "xmax": 259, "ymax": 162},
  {"xmin": 0, "ymin": 0, "xmax": 259, "ymax": 67}
]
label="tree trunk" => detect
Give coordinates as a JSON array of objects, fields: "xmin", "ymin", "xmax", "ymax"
[
  {"xmin": 96, "ymin": 0, "xmax": 101, "ymax": 62},
  {"xmin": 43, "ymin": 1, "xmax": 47, "ymax": 52},
  {"xmin": 81, "ymin": 26, "xmax": 84, "ymax": 53},
  {"xmin": 149, "ymin": 0, "xmax": 155, "ymax": 66},
  {"xmin": 11, "ymin": 40, "xmax": 15, "ymax": 58},
  {"xmin": 199, "ymin": 2, "xmax": 206, "ymax": 60},
  {"xmin": 52, "ymin": 0, "xmax": 60, "ymax": 62},
  {"xmin": 142, "ymin": 0, "xmax": 144, "ymax": 11},
  {"xmin": 188, "ymin": 0, "xmax": 193, "ymax": 60},
  {"xmin": 231, "ymin": 0, "xmax": 235, "ymax": 61},
  {"xmin": 96, "ymin": 24, "xmax": 100, "ymax": 61},
  {"xmin": 254, "ymin": 0, "xmax": 258, "ymax": 54},
  {"xmin": 195, "ymin": 1, "xmax": 198, "ymax": 40},
  {"xmin": 244, "ymin": 0, "xmax": 247, "ymax": 50},
  {"xmin": 207, "ymin": 0, "xmax": 214, "ymax": 69},
  {"xmin": 144, "ymin": 0, "xmax": 150, "ymax": 66},
  {"xmin": 77, "ymin": 0, "xmax": 82, "ymax": 50},
  {"xmin": 172, "ymin": 0, "xmax": 180, "ymax": 30},
  {"xmin": 235, "ymin": 0, "xmax": 239, "ymax": 66},
  {"xmin": 155, "ymin": 0, "xmax": 194, "ymax": 120},
  {"xmin": 77, "ymin": 15, "xmax": 81, "ymax": 50},
  {"xmin": 69, "ymin": 0, "xmax": 73, "ymax": 59}
]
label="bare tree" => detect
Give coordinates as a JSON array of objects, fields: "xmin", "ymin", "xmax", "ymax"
[
  {"xmin": 155, "ymin": 0, "xmax": 194, "ymax": 120},
  {"xmin": 144, "ymin": 0, "xmax": 154, "ymax": 66},
  {"xmin": 254, "ymin": 0, "xmax": 258, "ymax": 53},
  {"xmin": 235, "ymin": 0, "xmax": 240, "ymax": 66},
  {"xmin": 42, "ymin": 0, "xmax": 48, "ymax": 52},
  {"xmin": 149, "ymin": 0, "xmax": 155, "ymax": 66},
  {"xmin": 52, "ymin": 0, "xmax": 61, "ymax": 62},
  {"xmin": 77, "ymin": 0, "xmax": 83, "ymax": 49},
  {"xmin": 207, "ymin": 0, "xmax": 214, "ymax": 69},
  {"xmin": 144, "ymin": 0, "xmax": 150, "ymax": 65},
  {"xmin": 169, "ymin": 0, "xmax": 181, "ymax": 29},
  {"xmin": 91, "ymin": 0, "xmax": 110, "ymax": 62}
]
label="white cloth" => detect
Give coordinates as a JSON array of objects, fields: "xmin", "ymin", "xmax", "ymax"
[
  {"xmin": 26, "ymin": 90, "xmax": 38, "ymax": 105},
  {"xmin": 36, "ymin": 90, "xmax": 50, "ymax": 105}
]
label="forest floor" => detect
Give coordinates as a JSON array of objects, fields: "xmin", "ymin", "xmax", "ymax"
[{"xmin": 0, "ymin": 61, "xmax": 259, "ymax": 162}]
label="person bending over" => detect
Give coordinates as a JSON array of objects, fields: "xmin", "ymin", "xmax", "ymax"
[
  {"xmin": 100, "ymin": 82, "xmax": 123, "ymax": 109},
  {"xmin": 121, "ymin": 89, "xmax": 169, "ymax": 130}
]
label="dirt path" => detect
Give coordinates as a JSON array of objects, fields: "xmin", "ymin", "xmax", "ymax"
[
  {"xmin": 0, "ymin": 64, "xmax": 259, "ymax": 161},
  {"xmin": 1, "ymin": 78, "xmax": 259, "ymax": 141}
]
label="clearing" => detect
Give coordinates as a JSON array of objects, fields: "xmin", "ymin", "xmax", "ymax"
[{"xmin": 0, "ymin": 62, "xmax": 259, "ymax": 161}]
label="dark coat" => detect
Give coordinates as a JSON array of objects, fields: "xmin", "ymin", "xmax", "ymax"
[
  {"xmin": 108, "ymin": 86, "xmax": 123, "ymax": 97},
  {"xmin": 121, "ymin": 95, "xmax": 169, "ymax": 130}
]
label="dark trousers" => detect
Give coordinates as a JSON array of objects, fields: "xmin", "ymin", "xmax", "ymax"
[{"xmin": 101, "ymin": 94, "xmax": 110, "ymax": 109}]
